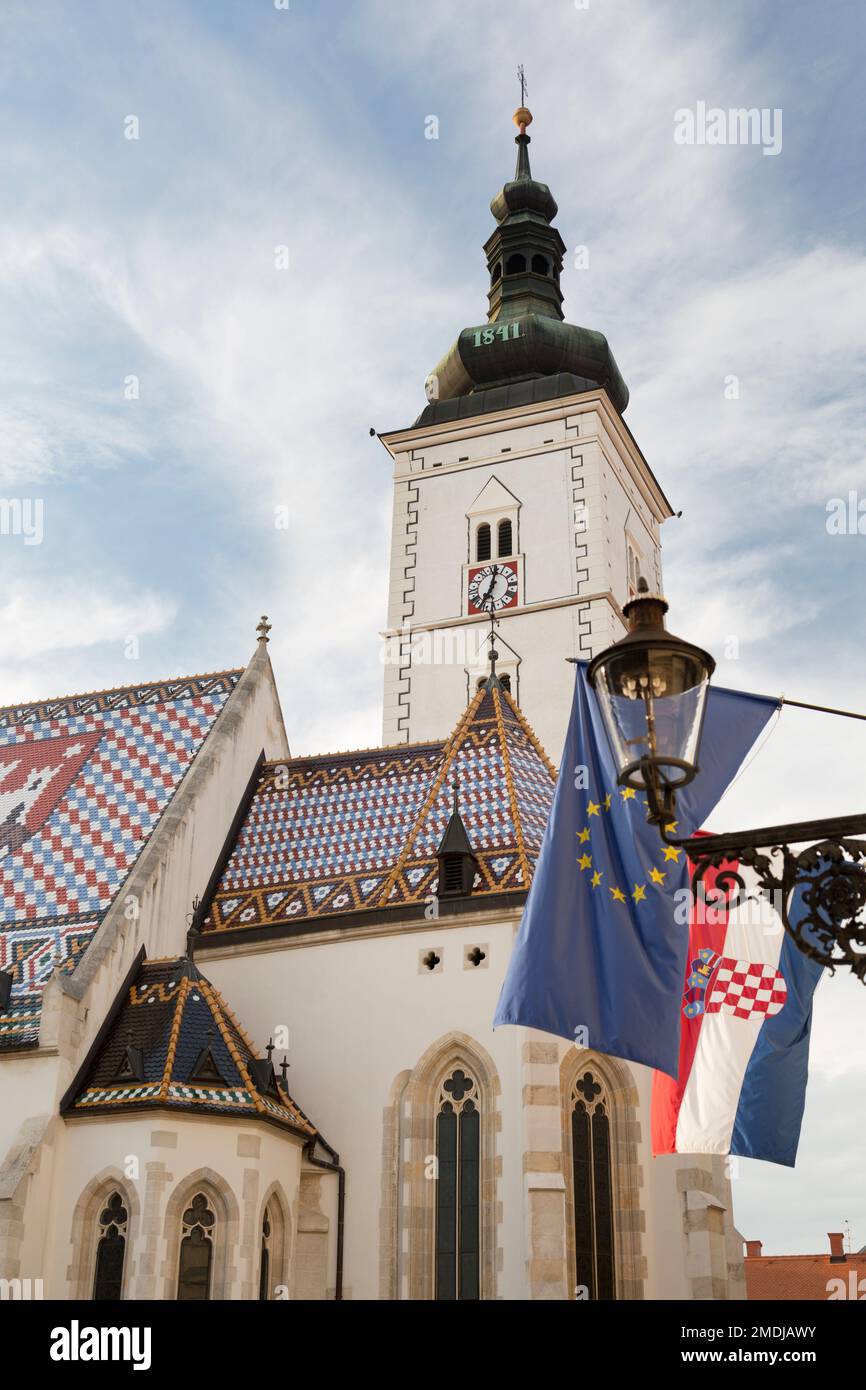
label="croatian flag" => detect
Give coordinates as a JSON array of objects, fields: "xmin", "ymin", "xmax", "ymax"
[
  {"xmin": 652, "ymin": 856, "xmax": 824, "ymax": 1165},
  {"xmin": 494, "ymin": 667, "xmax": 779, "ymax": 1077}
]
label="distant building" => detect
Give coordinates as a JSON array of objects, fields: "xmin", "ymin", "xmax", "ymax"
[{"xmin": 745, "ymin": 1234, "xmax": 866, "ymax": 1300}]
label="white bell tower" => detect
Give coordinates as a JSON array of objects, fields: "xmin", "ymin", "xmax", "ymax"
[
  {"xmin": 380, "ymin": 390, "xmax": 672, "ymax": 755},
  {"xmin": 379, "ymin": 104, "xmax": 673, "ymax": 755}
]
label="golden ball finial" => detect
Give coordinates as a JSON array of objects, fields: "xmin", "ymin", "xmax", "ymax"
[{"xmin": 513, "ymin": 105, "xmax": 533, "ymax": 133}]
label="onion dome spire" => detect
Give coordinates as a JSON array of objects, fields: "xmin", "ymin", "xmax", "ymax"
[{"xmin": 417, "ymin": 103, "xmax": 629, "ymax": 426}]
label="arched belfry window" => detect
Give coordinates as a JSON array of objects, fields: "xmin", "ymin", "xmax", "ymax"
[
  {"xmin": 497, "ymin": 518, "xmax": 513, "ymax": 557},
  {"xmin": 177, "ymin": 1192, "xmax": 215, "ymax": 1301},
  {"xmin": 571, "ymin": 1070, "xmax": 615, "ymax": 1300},
  {"xmin": 476, "ymin": 523, "xmax": 491, "ymax": 562},
  {"xmin": 92, "ymin": 1192, "xmax": 128, "ymax": 1300},
  {"xmin": 435, "ymin": 1067, "xmax": 480, "ymax": 1300},
  {"xmin": 531, "ymin": 253, "xmax": 548, "ymax": 275},
  {"xmin": 505, "ymin": 253, "xmax": 526, "ymax": 275}
]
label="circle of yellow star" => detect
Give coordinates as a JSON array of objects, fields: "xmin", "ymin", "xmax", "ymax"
[
  {"xmin": 577, "ymin": 827, "xmax": 591, "ymax": 843},
  {"xmin": 609, "ymin": 886, "xmax": 626, "ymax": 903},
  {"xmin": 620, "ymin": 787, "xmax": 636, "ymax": 801},
  {"xmin": 587, "ymin": 800, "xmax": 601, "ymax": 817},
  {"xmin": 603, "ymin": 793, "xmax": 612, "ymax": 810},
  {"xmin": 577, "ymin": 853, "xmax": 593, "ymax": 871},
  {"xmin": 649, "ymin": 867, "xmax": 666, "ymax": 885},
  {"xmin": 591, "ymin": 870, "xmax": 603, "ymax": 889},
  {"xmin": 632, "ymin": 883, "xmax": 647, "ymax": 903},
  {"xmin": 662, "ymin": 845, "xmax": 681, "ymax": 862}
]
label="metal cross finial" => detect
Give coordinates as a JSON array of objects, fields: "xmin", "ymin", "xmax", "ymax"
[
  {"xmin": 518, "ymin": 64, "xmax": 528, "ymax": 106},
  {"xmin": 257, "ymin": 615, "xmax": 272, "ymax": 643}
]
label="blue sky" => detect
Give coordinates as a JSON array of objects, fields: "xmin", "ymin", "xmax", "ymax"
[{"xmin": 1, "ymin": 0, "xmax": 865, "ymax": 1260}]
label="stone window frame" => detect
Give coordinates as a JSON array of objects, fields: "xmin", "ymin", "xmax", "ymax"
[
  {"xmin": 380, "ymin": 1030, "xmax": 502, "ymax": 1301},
  {"xmin": 560, "ymin": 1049, "xmax": 646, "ymax": 1301},
  {"xmin": 258, "ymin": 1181, "xmax": 292, "ymax": 1299},
  {"xmin": 67, "ymin": 1166, "xmax": 140, "ymax": 1301},
  {"xmin": 160, "ymin": 1167, "xmax": 240, "ymax": 1301}
]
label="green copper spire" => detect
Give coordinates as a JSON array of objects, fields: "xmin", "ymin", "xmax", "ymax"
[{"xmin": 417, "ymin": 105, "xmax": 629, "ymax": 426}]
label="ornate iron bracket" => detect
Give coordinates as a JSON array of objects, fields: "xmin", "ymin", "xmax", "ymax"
[{"xmin": 666, "ymin": 813, "xmax": 866, "ymax": 979}]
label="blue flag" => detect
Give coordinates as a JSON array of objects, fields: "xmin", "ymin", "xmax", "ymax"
[{"xmin": 493, "ymin": 665, "xmax": 780, "ymax": 1077}]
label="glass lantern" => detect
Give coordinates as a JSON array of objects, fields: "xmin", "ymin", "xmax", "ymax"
[{"xmin": 587, "ymin": 581, "xmax": 715, "ymax": 824}]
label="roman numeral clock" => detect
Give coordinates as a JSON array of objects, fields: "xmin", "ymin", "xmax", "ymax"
[{"xmin": 466, "ymin": 561, "xmax": 519, "ymax": 614}]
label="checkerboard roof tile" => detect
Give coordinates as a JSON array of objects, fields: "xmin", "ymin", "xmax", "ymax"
[
  {"xmin": 69, "ymin": 954, "xmax": 316, "ymax": 1137},
  {"xmin": 203, "ymin": 679, "xmax": 557, "ymax": 935},
  {"xmin": 0, "ymin": 671, "xmax": 242, "ymax": 1050}
]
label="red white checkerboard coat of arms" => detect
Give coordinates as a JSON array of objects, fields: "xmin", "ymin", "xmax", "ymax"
[
  {"xmin": 683, "ymin": 947, "xmax": 787, "ymax": 1021},
  {"xmin": 0, "ymin": 730, "xmax": 103, "ymax": 861}
]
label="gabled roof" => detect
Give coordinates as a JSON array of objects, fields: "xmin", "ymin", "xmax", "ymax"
[
  {"xmin": 0, "ymin": 671, "xmax": 242, "ymax": 1049},
  {"xmin": 201, "ymin": 680, "xmax": 557, "ymax": 937},
  {"xmin": 65, "ymin": 954, "xmax": 316, "ymax": 1138}
]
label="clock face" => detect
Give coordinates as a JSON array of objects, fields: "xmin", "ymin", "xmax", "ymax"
[{"xmin": 467, "ymin": 562, "xmax": 519, "ymax": 613}]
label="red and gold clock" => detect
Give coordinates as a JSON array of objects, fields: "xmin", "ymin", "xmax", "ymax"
[{"xmin": 467, "ymin": 560, "xmax": 519, "ymax": 614}]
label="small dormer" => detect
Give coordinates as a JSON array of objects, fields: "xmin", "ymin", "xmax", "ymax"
[{"xmin": 436, "ymin": 784, "xmax": 479, "ymax": 899}]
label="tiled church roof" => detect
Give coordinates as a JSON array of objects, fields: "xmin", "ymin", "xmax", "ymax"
[
  {"xmin": 66, "ymin": 954, "xmax": 316, "ymax": 1138},
  {"xmin": 201, "ymin": 680, "xmax": 557, "ymax": 936},
  {"xmin": 0, "ymin": 672, "xmax": 242, "ymax": 1049}
]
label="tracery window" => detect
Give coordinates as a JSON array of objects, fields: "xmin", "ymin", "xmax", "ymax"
[
  {"xmin": 435, "ymin": 1067, "xmax": 480, "ymax": 1300},
  {"xmin": 259, "ymin": 1204, "xmax": 273, "ymax": 1301},
  {"xmin": 92, "ymin": 1191, "xmax": 128, "ymax": 1300},
  {"xmin": 571, "ymin": 1070, "xmax": 615, "ymax": 1300},
  {"xmin": 177, "ymin": 1192, "xmax": 215, "ymax": 1301}
]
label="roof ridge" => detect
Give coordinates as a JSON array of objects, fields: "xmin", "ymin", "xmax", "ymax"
[
  {"xmin": 491, "ymin": 685, "xmax": 532, "ymax": 885},
  {"xmin": 199, "ymin": 979, "xmax": 269, "ymax": 1120},
  {"xmin": 499, "ymin": 686, "xmax": 558, "ymax": 781},
  {"xmin": 374, "ymin": 685, "xmax": 488, "ymax": 906},
  {"xmin": 0, "ymin": 668, "xmax": 245, "ymax": 718},
  {"xmin": 261, "ymin": 738, "xmax": 444, "ymax": 768},
  {"xmin": 159, "ymin": 976, "xmax": 191, "ymax": 1100}
]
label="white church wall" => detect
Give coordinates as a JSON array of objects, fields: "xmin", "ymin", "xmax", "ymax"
[
  {"xmin": 199, "ymin": 907, "xmax": 707, "ymax": 1301},
  {"xmin": 200, "ymin": 914, "xmax": 525, "ymax": 1300},
  {"xmin": 45, "ymin": 1113, "xmax": 308, "ymax": 1300}
]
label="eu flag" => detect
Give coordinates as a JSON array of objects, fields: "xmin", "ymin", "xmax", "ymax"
[{"xmin": 493, "ymin": 665, "xmax": 779, "ymax": 1077}]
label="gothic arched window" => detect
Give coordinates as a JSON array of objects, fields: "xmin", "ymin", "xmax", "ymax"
[
  {"xmin": 177, "ymin": 1192, "xmax": 215, "ymax": 1301},
  {"xmin": 571, "ymin": 1070, "xmax": 615, "ymax": 1300},
  {"xmin": 505, "ymin": 253, "xmax": 526, "ymax": 275},
  {"xmin": 476, "ymin": 523, "xmax": 491, "ymax": 562},
  {"xmin": 435, "ymin": 1067, "xmax": 480, "ymax": 1300},
  {"xmin": 259, "ymin": 1204, "xmax": 273, "ymax": 1301},
  {"xmin": 497, "ymin": 518, "xmax": 513, "ymax": 557},
  {"xmin": 92, "ymin": 1192, "xmax": 128, "ymax": 1300},
  {"xmin": 531, "ymin": 253, "xmax": 548, "ymax": 275}
]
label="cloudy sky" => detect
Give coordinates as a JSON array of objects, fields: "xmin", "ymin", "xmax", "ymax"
[{"xmin": 1, "ymin": 0, "xmax": 864, "ymax": 1259}]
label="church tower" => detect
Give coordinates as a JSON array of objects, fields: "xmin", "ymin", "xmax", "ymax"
[{"xmin": 381, "ymin": 106, "xmax": 673, "ymax": 756}]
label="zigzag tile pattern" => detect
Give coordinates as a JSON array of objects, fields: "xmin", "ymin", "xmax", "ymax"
[{"xmin": 203, "ymin": 683, "xmax": 557, "ymax": 935}]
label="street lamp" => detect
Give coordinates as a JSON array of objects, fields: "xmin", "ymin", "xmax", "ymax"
[
  {"xmin": 587, "ymin": 580, "xmax": 715, "ymax": 827},
  {"xmin": 588, "ymin": 579, "xmax": 866, "ymax": 978}
]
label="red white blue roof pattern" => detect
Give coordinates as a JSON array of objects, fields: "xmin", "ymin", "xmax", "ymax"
[
  {"xmin": 0, "ymin": 672, "xmax": 242, "ymax": 1049},
  {"xmin": 202, "ymin": 681, "xmax": 557, "ymax": 936}
]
